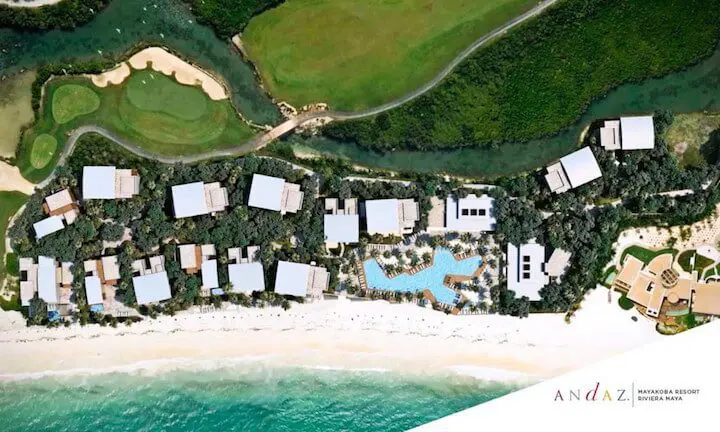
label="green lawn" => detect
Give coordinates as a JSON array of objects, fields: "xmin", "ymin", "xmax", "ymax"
[
  {"xmin": 52, "ymin": 84, "xmax": 101, "ymax": 124},
  {"xmin": 17, "ymin": 70, "xmax": 259, "ymax": 182},
  {"xmin": 0, "ymin": 191, "xmax": 29, "ymax": 293},
  {"xmin": 30, "ymin": 134, "xmax": 58, "ymax": 169},
  {"xmin": 621, "ymin": 246, "xmax": 678, "ymax": 265},
  {"xmin": 322, "ymin": 0, "xmax": 720, "ymax": 153},
  {"xmin": 677, "ymin": 249, "xmax": 715, "ymax": 273},
  {"xmin": 242, "ymin": 0, "xmax": 536, "ymax": 111}
]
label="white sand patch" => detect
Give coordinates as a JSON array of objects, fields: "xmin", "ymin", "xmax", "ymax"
[
  {"xmin": 0, "ymin": 0, "xmax": 62, "ymax": 7},
  {"xmin": 128, "ymin": 47, "xmax": 228, "ymax": 100},
  {"xmin": 0, "ymin": 288, "xmax": 660, "ymax": 380},
  {"xmin": 90, "ymin": 62, "xmax": 131, "ymax": 88},
  {"xmin": 0, "ymin": 161, "xmax": 34, "ymax": 194}
]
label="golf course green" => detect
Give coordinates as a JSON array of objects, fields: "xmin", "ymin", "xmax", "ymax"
[{"xmin": 18, "ymin": 69, "xmax": 259, "ymax": 182}]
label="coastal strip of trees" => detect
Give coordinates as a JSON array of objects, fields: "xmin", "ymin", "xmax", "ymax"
[{"xmin": 0, "ymin": 0, "xmax": 110, "ymax": 30}]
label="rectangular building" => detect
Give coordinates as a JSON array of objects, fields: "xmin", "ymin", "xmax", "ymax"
[
  {"xmin": 545, "ymin": 147, "xmax": 602, "ymax": 194},
  {"xmin": 274, "ymin": 261, "xmax": 328, "ymax": 298},
  {"xmin": 131, "ymin": 256, "xmax": 171, "ymax": 305},
  {"xmin": 248, "ymin": 174, "xmax": 304, "ymax": 215},
  {"xmin": 365, "ymin": 199, "xmax": 419, "ymax": 236},
  {"xmin": 82, "ymin": 166, "xmax": 140, "ymax": 199},
  {"xmin": 445, "ymin": 194, "xmax": 496, "ymax": 232},
  {"xmin": 324, "ymin": 198, "xmax": 359, "ymax": 244},
  {"xmin": 171, "ymin": 182, "xmax": 228, "ymax": 218},
  {"xmin": 600, "ymin": 116, "xmax": 655, "ymax": 151},
  {"xmin": 506, "ymin": 243, "xmax": 549, "ymax": 301}
]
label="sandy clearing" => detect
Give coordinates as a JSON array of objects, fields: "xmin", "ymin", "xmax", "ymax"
[
  {"xmin": 127, "ymin": 47, "xmax": 228, "ymax": 101},
  {"xmin": 0, "ymin": 0, "xmax": 62, "ymax": 7},
  {"xmin": 89, "ymin": 62, "xmax": 131, "ymax": 88},
  {"xmin": 0, "ymin": 161, "xmax": 35, "ymax": 194}
]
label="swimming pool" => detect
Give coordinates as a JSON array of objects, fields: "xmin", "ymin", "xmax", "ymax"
[{"xmin": 363, "ymin": 248, "xmax": 482, "ymax": 304}]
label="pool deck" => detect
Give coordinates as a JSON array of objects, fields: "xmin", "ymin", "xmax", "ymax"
[{"xmin": 358, "ymin": 249, "xmax": 486, "ymax": 309}]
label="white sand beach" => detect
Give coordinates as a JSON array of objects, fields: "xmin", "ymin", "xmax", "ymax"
[
  {"xmin": 0, "ymin": 287, "xmax": 661, "ymax": 381},
  {"xmin": 90, "ymin": 62, "xmax": 131, "ymax": 88},
  {"xmin": 127, "ymin": 47, "xmax": 228, "ymax": 100}
]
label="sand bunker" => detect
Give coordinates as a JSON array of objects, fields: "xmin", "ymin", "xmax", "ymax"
[
  {"xmin": 87, "ymin": 47, "xmax": 228, "ymax": 101},
  {"xmin": 128, "ymin": 47, "xmax": 228, "ymax": 101},
  {"xmin": 90, "ymin": 62, "xmax": 131, "ymax": 88},
  {"xmin": 0, "ymin": 161, "xmax": 35, "ymax": 195}
]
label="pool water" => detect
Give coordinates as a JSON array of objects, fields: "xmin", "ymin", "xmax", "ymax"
[{"xmin": 363, "ymin": 248, "xmax": 481, "ymax": 304}]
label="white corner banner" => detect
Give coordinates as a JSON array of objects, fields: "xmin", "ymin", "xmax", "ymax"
[{"xmin": 411, "ymin": 320, "xmax": 720, "ymax": 431}]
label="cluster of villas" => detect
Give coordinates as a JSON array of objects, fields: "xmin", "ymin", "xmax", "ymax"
[
  {"xmin": 24, "ymin": 168, "xmax": 342, "ymax": 318},
  {"xmin": 21, "ymin": 117, "xmax": 656, "ymax": 321},
  {"xmin": 544, "ymin": 115, "xmax": 654, "ymax": 194}
]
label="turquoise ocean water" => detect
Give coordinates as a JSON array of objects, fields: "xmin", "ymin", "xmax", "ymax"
[{"xmin": 0, "ymin": 366, "xmax": 519, "ymax": 432}]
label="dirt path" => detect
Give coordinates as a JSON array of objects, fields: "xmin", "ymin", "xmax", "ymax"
[{"xmin": 0, "ymin": 161, "xmax": 34, "ymax": 194}]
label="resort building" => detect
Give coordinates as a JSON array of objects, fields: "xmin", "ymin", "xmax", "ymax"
[
  {"xmin": 34, "ymin": 189, "xmax": 80, "ymax": 240},
  {"xmin": 613, "ymin": 252, "xmax": 720, "ymax": 318},
  {"xmin": 364, "ymin": 199, "xmax": 419, "ymax": 236},
  {"xmin": 324, "ymin": 198, "xmax": 359, "ymax": 245},
  {"xmin": 545, "ymin": 147, "xmax": 602, "ymax": 194},
  {"xmin": 131, "ymin": 255, "xmax": 171, "ymax": 305},
  {"xmin": 171, "ymin": 181, "xmax": 228, "ymax": 219},
  {"xmin": 227, "ymin": 246, "xmax": 265, "ymax": 294},
  {"xmin": 506, "ymin": 243, "xmax": 549, "ymax": 301},
  {"xmin": 19, "ymin": 257, "xmax": 73, "ymax": 317},
  {"xmin": 248, "ymin": 174, "xmax": 304, "ymax": 215},
  {"xmin": 178, "ymin": 244, "xmax": 219, "ymax": 296},
  {"xmin": 274, "ymin": 261, "xmax": 329, "ymax": 299},
  {"xmin": 82, "ymin": 166, "xmax": 140, "ymax": 200},
  {"xmin": 445, "ymin": 194, "xmax": 496, "ymax": 232},
  {"xmin": 83, "ymin": 255, "xmax": 121, "ymax": 312},
  {"xmin": 600, "ymin": 116, "xmax": 655, "ymax": 151}
]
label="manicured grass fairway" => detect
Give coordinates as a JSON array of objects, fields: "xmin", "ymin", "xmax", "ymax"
[
  {"xmin": 243, "ymin": 0, "xmax": 536, "ymax": 110},
  {"xmin": 51, "ymin": 84, "xmax": 101, "ymax": 124},
  {"xmin": 0, "ymin": 191, "xmax": 29, "ymax": 301},
  {"xmin": 30, "ymin": 134, "xmax": 58, "ymax": 169},
  {"xmin": 17, "ymin": 70, "xmax": 259, "ymax": 182}
]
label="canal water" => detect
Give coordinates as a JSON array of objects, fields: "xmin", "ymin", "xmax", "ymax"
[
  {"xmin": 0, "ymin": 0, "xmax": 280, "ymax": 125},
  {"xmin": 293, "ymin": 45, "xmax": 720, "ymax": 178}
]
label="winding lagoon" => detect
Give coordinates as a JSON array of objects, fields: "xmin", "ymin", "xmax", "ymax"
[
  {"xmin": 0, "ymin": 0, "xmax": 280, "ymax": 125},
  {"xmin": 294, "ymin": 45, "xmax": 720, "ymax": 177}
]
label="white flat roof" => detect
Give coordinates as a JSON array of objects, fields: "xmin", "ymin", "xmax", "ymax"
[
  {"xmin": 132, "ymin": 271, "xmax": 171, "ymax": 304},
  {"xmin": 620, "ymin": 116, "xmax": 655, "ymax": 150},
  {"xmin": 83, "ymin": 166, "xmax": 116, "ymax": 199},
  {"xmin": 560, "ymin": 147, "xmax": 602, "ymax": 188},
  {"xmin": 324, "ymin": 214, "xmax": 360, "ymax": 243},
  {"xmin": 274, "ymin": 261, "xmax": 310, "ymax": 297},
  {"xmin": 506, "ymin": 243, "xmax": 548, "ymax": 301},
  {"xmin": 201, "ymin": 259, "xmax": 219, "ymax": 289},
  {"xmin": 179, "ymin": 244, "xmax": 197, "ymax": 269},
  {"xmin": 365, "ymin": 199, "xmax": 400, "ymax": 235},
  {"xmin": 446, "ymin": 194, "xmax": 496, "ymax": 232},
  {"xmin": 84, "ymin": 276, "xmax": 103, "ymax": 305},
  {"xmin": 172, "ymin": 182, "xmax": 209, "ymax": 218},
  {"xmin": 248, "ymin": 174, "xmax": 285, "ymax": 211},
  {"xmin": 37, "ymin": 256, "xmax": 57, "ymax": 303},
  {"xmin": 228, "ymin": 262, "xmax": 265, "ymax": 294},
  {"xmin": 33, "ymin": 216, "xmax": 65, "ymax": 240}
]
